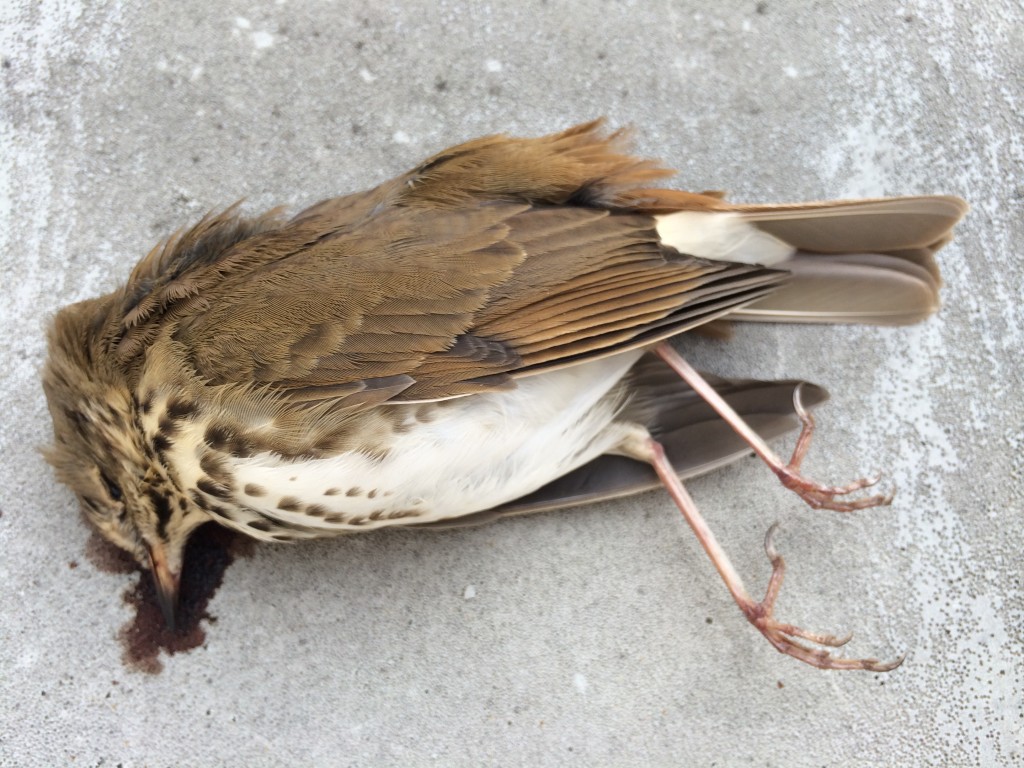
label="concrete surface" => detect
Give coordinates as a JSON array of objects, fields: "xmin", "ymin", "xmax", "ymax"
[{"xmin": 2, "ymin": 1, "xmax": 1021, "ymax": 766}]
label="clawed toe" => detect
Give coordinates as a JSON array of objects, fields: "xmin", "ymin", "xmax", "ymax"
[
  {"xmin": 757, "ymin": 622, "xmax": 904, "ymax": 671},
  {"xmin": 647, "ymin": 346, "xmax": 903, "ymax": 671},
  {"xmin": 781, "ymin": 383, "xmax": 895, "ymax": 512},
  {"xmin": 741, "ymin": 524, "xmax": 902, "ymax": 671},
  {"xmin": 654, "ymin": 343, "xmax": 896, "ymax": 515},
  {"xmin": 777, "ymin": 468, "xmax": 894, "ymax": 512},
  {"xmin": 746, "ymin": 596, "xmax": 901, "ymax": 670}
]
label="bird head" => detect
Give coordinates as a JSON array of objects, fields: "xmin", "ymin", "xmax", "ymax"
[{"xmin": 42, "ymin": 295, "xmax": 206, "ymax": 628}]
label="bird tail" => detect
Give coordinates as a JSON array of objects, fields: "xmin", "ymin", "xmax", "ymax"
[{"xmin": 655, "ymin": 195, "xmax": 967, "ymax": 326}]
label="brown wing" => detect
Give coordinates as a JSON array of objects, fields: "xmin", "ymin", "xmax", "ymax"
[
  {"xmin": 114, "ymin": 121, "xmax": 785, "ymax": 405},
  {"xmin": 385, "ymin": 206, "xmax": 784, "ymax": 399},
  {"xmin": 171, "ymin": 202, "xmax": 531, "ymax": 401},
  {"xmin": 168, "ymin": 203, "xmax": 782, "ymax": 403}
]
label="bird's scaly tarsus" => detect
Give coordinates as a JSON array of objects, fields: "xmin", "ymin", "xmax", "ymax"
[
  {"xmin": 653, "ymin": 342, "xmax": 894, "ymax": 512},
  {"xmin": 623, "ymin": 435, "xmax": 902, "ymax": 671},
  {"xmin": 618, "ymin": 343, "xmax": 903, "ymax": 670}
]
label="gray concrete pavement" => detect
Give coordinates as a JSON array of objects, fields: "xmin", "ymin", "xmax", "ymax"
[{"xmin": 2, "ymin": 1, "xmax": 1021, "ymax": 765}]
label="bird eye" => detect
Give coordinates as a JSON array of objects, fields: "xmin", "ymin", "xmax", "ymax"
[{"xmin": 101, "ymin": 473, "xmax": 123, "ymax": 502}]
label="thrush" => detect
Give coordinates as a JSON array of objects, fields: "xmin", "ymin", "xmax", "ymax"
[{"xmin": 42, "ymin": 120, "xmax": 966, "ymax": 669}]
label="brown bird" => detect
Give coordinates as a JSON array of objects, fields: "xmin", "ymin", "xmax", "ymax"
[{"xmin": 42, "ymin": 121, "xmax": 966, "ymax": 669}]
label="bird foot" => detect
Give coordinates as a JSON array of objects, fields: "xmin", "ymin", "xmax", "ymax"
[
  {"xmin": 654, "ymin": 344, "xmax": 895, "ymax": 513},
  {"xmin": 633, "ymin": 435, "xmax": 902, "ymax": 671},
  {"xmin": 774, "ymin": 384, "xmax": 894, "ymax": 511},
  {"xmin": 741, "ymin": 524, "xmax": 903, "ymax": 671}
]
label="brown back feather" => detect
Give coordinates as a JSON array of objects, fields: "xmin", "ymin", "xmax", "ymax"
[{"xmin": 106, "ymin": 121, "xmax": 783, "ymax": 404}]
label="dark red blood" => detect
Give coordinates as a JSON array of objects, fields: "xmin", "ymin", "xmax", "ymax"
[
  {"xmin": 84, "ymin": 528, "xmax": 136, "ymax": 575},
  {"xmin": 83, "ymin": 522, "xmax": 254, "ymax": 673}
]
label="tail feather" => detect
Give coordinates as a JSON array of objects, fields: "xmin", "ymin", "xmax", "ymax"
[
  {"xmin": 735, "ymin": 196, "xmax": 967, "ymax": 254},
  {"xmin": 729, "ymin": 195, "xmax": 967, "ymax": 325},
  {"xmin": 650, "ymin": 194, "xmax": 966, "ymax": 326},
  {"xmin": 730, "ymin": 252, "xmax": 941, "ymax": 325}
]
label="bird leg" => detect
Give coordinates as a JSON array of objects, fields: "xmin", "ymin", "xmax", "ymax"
[
  {"xmin": 654, "ymin": 342, "xmax": 893, "ymax": 512},
  {"xmin": 620, "ymin": 432, "xmax": 901, "ymax": 671}
]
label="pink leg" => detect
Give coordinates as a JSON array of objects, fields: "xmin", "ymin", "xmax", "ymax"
[
  {"xmin": 655, "ymin": 342, "xmax": 893, "ymax": 512},
  {"xmin": 625, "ymin": 433, "xmax": 902, "ymax": 671}
]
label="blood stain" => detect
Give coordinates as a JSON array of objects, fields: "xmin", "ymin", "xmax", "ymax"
[
  {"xmin": 84, "ymin": 521, "xmax": 254, "ymax": 673},
  {"xmin": 84, "ymin": 525, "xmax": 136, "ymax": 575}
]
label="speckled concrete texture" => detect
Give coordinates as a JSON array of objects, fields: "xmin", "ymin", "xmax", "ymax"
[{"xmin": 2, "ymin": 2, "xmax": 1021, "ymax": 766}]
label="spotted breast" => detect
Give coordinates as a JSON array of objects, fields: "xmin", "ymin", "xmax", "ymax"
[{"xmin": 138, "ymin": 352, "xmax": 642, "ymax": 540}]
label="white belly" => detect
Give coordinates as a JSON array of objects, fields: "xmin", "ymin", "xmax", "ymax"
[{"xmin": 224, "ymin": 352, "xmax": 642, "ymax": 534}]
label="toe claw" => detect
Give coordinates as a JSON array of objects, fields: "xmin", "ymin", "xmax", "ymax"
[
  {"xmin": 876, "ymin": 652, "xmax": 906, "ymax": 672},
  {"xmin": 831, "ymin": 631, "xmax": 854, "ymax": 648},
  {"xmin": 744, "ymin": 523, "xmax": 895, "ymax": 670},
  {"xmin": 763, "ymin": 522, "xmax": 781, "ymax": 560},
  {"xmin": 792, "ymin": 382, "xmax": 810, "ymax": 419},
  {"xmin": 776, "ymin": 468, "xmax": 896, "ymax": 512},
  {"xmin": 759, "ymin": 625, "xmax": 898, "ymax": 670}
]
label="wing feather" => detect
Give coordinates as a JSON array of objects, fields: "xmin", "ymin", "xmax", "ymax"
[{"xmin": 115, "ymin": 121, "xmax": 963, "ymax": 410}]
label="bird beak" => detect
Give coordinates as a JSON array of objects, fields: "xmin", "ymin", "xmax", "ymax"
[{"xmin": 146, "ymin": 542, "xmax": 180, "ymax": 631}]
